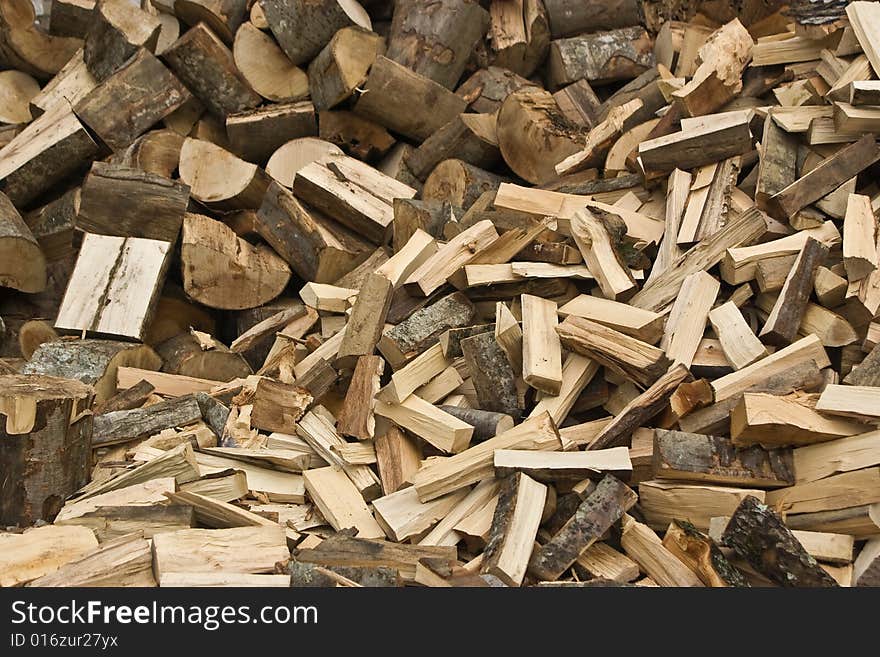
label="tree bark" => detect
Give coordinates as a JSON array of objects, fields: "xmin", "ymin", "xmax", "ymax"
[{"xmin": 0, "ymin": 375, "xmax": 95, "ymax": 525}]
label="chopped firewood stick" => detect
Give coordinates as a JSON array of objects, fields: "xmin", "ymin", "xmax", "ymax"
[
  {"xmin": 558, "ymin": 295, "xmax": 664, "ymax": 344},
  {"xmin": 620, "ymin": 514, "xmax": 704, "ymax": 587},
  {"xmin": 521, "ymin": 294, "xmax": 562, "ymax": 395},
  {"xmin": 722, "ymin": 495, "xmax": 837, "ymax": 587},
  {"xmin": 570, "ymin": 208, "xmax": 636, "ymax": 301},
  {"xmin": 375, "ymin": 396, "xmax": 473, "ymax": 454},
  {"xmin": 662, "ymin": 271, "xmax": 720, "ymax": 368},
  {"xmin": 374, "ymin": 424, "xmax": 422, "ymax": 496},
  {"xmin": 494, "ymin": 448, "xmax": 632, "ymax": 484},
  {"xmin": 373, "ymin": 486, "xmax": 469, "ymax": 543},
  {"xmin": 708, "ymin": 301, "xmax": 767, "ymax": 370},
  {"xmin": 843, "ymin": 193, "xmax": 878, "ymax": 282},
  {"xmin": 530, "ymin": 475, "xmax": 637, "ymax": 581},
  {"xmin": 654, "ymin": 429, "xmax": 794, "ymax": 488},
  {"xmin": 460, "ymin": 332, "xmax": 521, "ymax": 419},
  {"xmin": 731, "ymin": 393, "xmax": 868, "ymax": 448},
  {"xmin": 481, "ymin": 472, "xmax": 547, "ymax": 586},
  {"xmin": 816, "ymin": 385, "xmax": 880, "ymax": 421},
  {"xmin": 556, "ymin": 316, "xmax": 670, "ymax": 388},
  {"xmin": 589, "ymin": 364, "xmax": 692, "ymax": 451},
  {"xmin": 766, "ymin": 467, "xmax": 880, "ymax": 515},
  {"xmin": 378, "ymin": 343, "xmax": 450, "ymax": 405},
  {"xmin": 303, "ymin": 466, "xmax": 384, "ymax": 539},
  {"xmin": 92, "ymin": 394, "xmax": 201, "ymax": 447},
  {"xmin": 337, "ymin": 356, "xmax": 384, "ymax": 441}
]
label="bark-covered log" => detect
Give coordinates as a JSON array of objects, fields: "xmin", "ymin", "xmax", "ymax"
[
  {"xmin": 0, "ymin": 191, "xmax": 45, "ymax": 293},
  {"xmin": 436, "ymin": 406, "xmax": 514, "ymax": 441},
  {"xmin": 83, "ymin": 0, "xmax": 161, "ymax": 82},
  {"xmin": 422, "ymin": 159, "xmax": 505, "ymax": 210},
  {"xmin": 529, "ymin": 474, "xmax": 637, "ymax": 581},
  {"xmin": 548, "ymin": 27, "xmax": 655, "ymax": 89},
  {"xmin": 94, "ymin": 379, "xmax": 155, "ymax": 415},
  {"xmin": 386, "ymin": 0, "xmax": 489, "ymax": 89},
  {"xmin": 156, "ymin": 331, "xmax": 252, "ymax": 382},
  {"xmin": 460, "ymin": 331, "xmax": 522, "ymax": 419},
  {"xmin": 92, "ymin": 394, "xmax": 202, "ymax": 447},
  {"xmin": 0, "ymin": 375, "xmax": 95, "ymax": 525},
  {"xmin": 22, "ymin": 339, "xmax": 161, "ymax": 404},
  {"xmin": 721, "ymin": 495, "xmax": 839, "ymax": 587},
  {"xmin": 542, "ymin": 0, "xmax": 643, "ymax": 39}
]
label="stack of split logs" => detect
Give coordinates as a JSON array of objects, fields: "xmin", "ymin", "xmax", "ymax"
[{"xmin": 3, "ymin": 0, "xmax": 880, "ymax": 589}]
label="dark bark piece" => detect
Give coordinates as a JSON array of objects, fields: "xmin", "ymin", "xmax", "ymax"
[
  {"xmin": 354, "ymin": 56, "xmax": 469, "ymax": 142},
  {"xmin": 50, "ymin": 0, "xmax": 96, "ymax": 38},
  {"xmin": 386, "ymin": 0, "xmax": 489, "ymax": 89},
  {"xmin": 436, "ymin": 406, "xmax": 514, "ymax": 442},
  {"xmin": 542, "ymin": 0, "xmax": 643, "ymax": 38},
  {"xmin": 194, "ymin": 392, "xmax": 230, "ymax": 440},
  {"xmin": 653, "ymin": 429, "xmax": 794, "ymax": 488},
  {"xmin": 226, "ymin": 101, "xmax": 317, "ymax": 164},
  {"xmin": 662, "ymin": 519, "xmax": 750, "ymax": 587},
  {"xmin": 74, "ymin": 48, "xmax": 192, "ymax": 152},
  {"xmin": 0, "ymin": 375, "xmax": 95, "ymax": 525},
  {"xmin": 460, "ymin": 332, "xmax": 522, "ymax": 419},
  {"xmin": 548, "ymin": 27, "xmax": 655, "ymax": 88},
  {"xmin": 94, "ymin": 379, "xmax": 155, "ymax": 415},
  {"xmin": 92, "ymin": 394, "xmax": 202, "ymax": 447},
  {"xmin": 336, "ymin": 273, "xmax": 394, "ymax": 370},
  {"xmin": 589, "ymin": 364, "xmax": 693, "ymax": 451},
  {"xmin": 440, "ymin": 323, "xmax": 495, "ymax": 359},
  {"xmin": 261, "ymin": 0, "xmax": 370, "ymax": 66},
  {"xmin": 529, "ymin": 475, "xmax": 637, "ymax": 581},
  {"xmin": 760, "ymin": 237, "xmax": 828, "ymax": 346},
  {"xmin": 76, "ymin": 162, "xmax": 189, "ymax": 242},
  {"xmin": 721, "ymin": 495, "xmax": 838, "ymax": 587},
  {"xmin": 288, "ymin": 560, "xmax": 400, "ymax": 587},
  {"xmin": 22, "ymin": 339, "xmax": 161, "ymax": 404},
  {"xmin": 162, "ymin": 23, "xmax": 261, "ymax": 119},
  {"xmin": 455, "ymin": 66, "xmax": 532, "ymax": 114},
  {"xmin": 83, "ymin": 0, "xmax": 161, "ymax": 82},
  {"xmin": 843, "ymin": 342, "xmax": 880, "ymax": 386},
  {"xmin": 406, "ymin": 114, "xmax": 500, "ymax": 181},
  {"xmin": 379, "ymin": 292, "xmax": 476, "ymax": 369},
  {"xmin": 769, "ymin": 135, "xmax": 880, "ymax": 220},
  {"xmin": 255, "ymin": 182, "xmax": 371, "ymax": 284},
  {"xmin": 556, "ymin": 316, "xmax": 671, "ymax": 388}
]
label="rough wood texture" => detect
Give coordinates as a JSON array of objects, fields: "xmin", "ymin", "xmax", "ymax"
[
  {"xmin": 530, "ymin": 475, "xmax": 637, "ymax": 581},
  {"xmin": 461, "ymin": 331, "xmax": 521, "ymax": 419},
  {"xmin": 0, "ymin": 375, "xmax": 94, "ymax": 524},
  {"xmin": 722, "ymin": 495, "xmax": 838, "ymax": 587},
  {"xmin": 92, "ymin": 394, "xmax": 201, "ymax": 447}
]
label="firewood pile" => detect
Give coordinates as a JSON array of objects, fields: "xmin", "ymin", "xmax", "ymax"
[{"xmin": 2, "ymin": 0, "xmax": 880, "ymax": 589}]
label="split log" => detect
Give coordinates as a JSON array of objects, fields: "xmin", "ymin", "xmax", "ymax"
[
  {"xmin": 0, "ymin": 105, "xmax": 99, "ymax": 208},
  {"xmin": 423, "ymin": 160, "xmax": 504, "ymax": 211},
  {"xmin": 181, "ymin": 213, "xmax": 290, "ymax": 311},
  {"xmin": 23, "ymin": 339, "xmax": 160, "ymax": 403},
  {"xmin": 353, "ymin": 56, "xmax": 468, "ymax": 142},
  {"xmin": 261, "ymin": 0, "xmax": 371, "ymax": 66},
  {"xmin": 639, "ymin": 480, "xmax": 764, "ymax": 532},
  {"xmin": 337, "ymin": 355, "xmax": 384, "ymax": 440},
  {"xmin": 83, "ymin": 0, "xmax": 161, "ymax": 82},
  {"xmin": 0, "ymin": 375, "xmax": 94, "ymax": 524},
  {"xmin": 308, "ymin": 26, "xmax": 383, "ymax": 111},
  {"xmin": 731, "ymin": 392, "xmax": 866, "ymax": 448},
  {"xmin": 49, "ymin": 0, "xmax": 97, "ymax": 38},
  {"xmin": 178, "ymin": 138, "xmax": 270, "ymax": 211},
  {"xmin": 162, "ymin": 23, "xmax": 261, "ymax": 118},
  {"xmin": 0, "ymin": 191, "xmax": 46, "ymax": 293},
  {"xmin": 708, "ymin": 301, "xmax": 767, "ymax": 370},
  {"xmin": 319, "ymin": 109, "xmax": 396, "ymax": 160},
  {"xmin": 0, "ymin": 70, "xmax": 39, "ymax": 124},
  {"xmin": 115, "ymin": 129, "xmax": 186, "ymax": 180},
  {"xmin": 152, "ymin": 526, "xmax": 289, "ymax": 578},
  {"xmin": 460, "ymin": 331, "xmax": 521, "ymax": 419},
  {"xmin": 0, "ymin": 0, "xmax": 81, "ymax": 81},
  {"xmin": 521, "ymin": 294, "xmax": 562, "ymax": 395},
  {"xmin": 156, "ymin": 331, "xmax": 251, "ymax": 381},
  {"xmin": 385, "ymin": 0, "xmax": 489, "ymax": 89},
  {"xmin": 373, "ymin": 486, "xmax": 468, "ymax": 543},
  {"xmin": 303, "ymin": 466, "xmax": 384, "ymax": 538},
  {"xmin": 266, "ymin": 137, "xmax": 342, "ymax": 188},
  {"xmin": 722, "ymin": 495, "xmax": 838, "ymax": 587},
  {"xmin": 487, "ymin": 0, "xmax": 549, "ymax": 78},
  {"xmin": 255, "ymin": 182, "xmax": 370, "ymax": 284},
  {"xmin": 494, "ymin": 448, "xmax": 632, "ymax": 484},
  {"xmin": 56, "ymin": 504, "xmax": 195, "ymax": 542},
  {"xmin": 481, "ymin": 472, "xmax": 547, "ymax": 586},
  {"xmin": 377, "ymin": 343, "xmax": 450, "ymax": 405},
  {"xmin": 769, "ymin": 134, "xmax": 880, "ymax": 220},
  {"xmin": 653, "ymin": 429, "xmax": 794, "ymax": 488},
  {"xmin": 412, "ymin": 412, "xmax": 560, "ymax": 502},
  {"xmin": 558, "ymin": 295, "xmax": 664, "ymax": 344},
  {"xmin": 92, "ymin": 394, "xmax": 201, "ymax": 447},
  {"xmin": 496, "ymin": 86, "xmax": 583, "ymax": 185},
  {"xmin": 662, "ymin": 271, "xmax": 719, "ymax": 368},
  {"xmin": 455, "ymin": 66, "xmax": 531, "ymax": 114},
  {"xmin": 375, "ymin": 396, "xmax": 473, "ymax": 454},
  {"xmin": 226, "ymin": 101, "xmax": 317, "ymax": 164},
  {"xmin": 76, "ymin": 162, "xmax": 189, "ymax": 242},
  {"xmin": 74, "ymin": 49, "xmax": 191, "ymax": 152},
  {"xmin": 542, "ymin": 0, "xmax": 641, "ymax": 38},
  {"xmin": 556, "ymin": 316, "xmax": 670, "ymax": 388},
  {"xmin": 55, "ymin": 234, "xmax": 172, "ymax": 341},
  {"xmin": 760, "ymin": 237, "xmax": 828, "ymax": 345},
  {"xmin": 174, "ymin": 0, "xmax": 248, "ymax": 44},
  {"xmin": 232, "ymin": 22, "xmax": 308, "ymax": 104},
  {"xmin": 293, "ymin": 153, "xmax": 416, "ymax": 244},
  {"xmin": 406, "ymin": 114, "xmax": 499, "ymax": 181},
  {"xmin": 620, "ymin": 514, "xmax": 704, "ymax": 587},
  {"xmin": 0, "ymin": 526, "xmax": 99, "ymax": 587},
  {"xmin": 95, "ymin": 379, "xmax": 155, "ymax": 415},
  {"xmin": 844, "ymin": 343, "xmax": 880, "ymax": 386},
  {"xmin": 437, "ymin": 407, "xmax": 514, "ymax": 442},
  {"xmin": 569, "ymin": 207, "xmax": 636, "ymax": 301},
  {"xmin": 843, "ymin": 193, "xmax": 878, "ymax": 282},
  {"xmin": 588, "ymin": 364, "xmax": 692, "ymax": 451},
  {"xmin": 662, "ymin": 520, "xmax": 749, "ymax": 587},
  {"xmin": 637, "ymin": 111, "xmax": 753, "ymax": 174},
  {"xmin": 548, "ymin": 27, "xmax": 654, "ymax": 88},
  {"xmin": 374, "ymin": 424, "xmax": 422, "ymax": 495}
]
